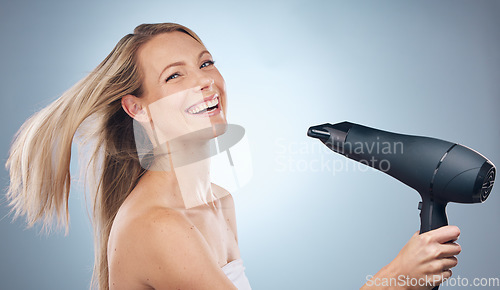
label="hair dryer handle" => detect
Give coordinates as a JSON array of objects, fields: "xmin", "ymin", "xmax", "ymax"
[
  {"xmin": 419, "ymin": 198, "xmax": 448, "ymax": 290},
  {"xmin": 419, "ymin": 197, "xmax": 448, "ymax": 234}
]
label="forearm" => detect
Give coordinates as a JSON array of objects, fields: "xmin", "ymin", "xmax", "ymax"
[{"xmin": 361, "ymin": 263, "xmax": 404, "ymax": 290}]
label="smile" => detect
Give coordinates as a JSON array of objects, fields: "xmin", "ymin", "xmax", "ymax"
[{"xmin": 185, "ymin": 94, "xmax": 221, "ymax": 116}]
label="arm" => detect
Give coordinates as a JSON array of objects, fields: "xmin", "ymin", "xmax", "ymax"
[{"xmin": 361, "ymin": 225, "xmax": 461, "ymax": 290}]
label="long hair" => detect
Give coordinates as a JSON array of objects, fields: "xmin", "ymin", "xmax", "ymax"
[{"xmin": 5, "ymin": 23, "xmax": 203, "ymax": 290}]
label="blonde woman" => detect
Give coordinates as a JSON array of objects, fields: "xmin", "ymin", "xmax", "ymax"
[{"xmin": 6, "ymin": 23, "xmax": 461, "ymax": 290}]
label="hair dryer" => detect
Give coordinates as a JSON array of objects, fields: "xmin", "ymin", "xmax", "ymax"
[{"xmin": 307, "ymin": 121, "xmax": 496, "ymax": 234}]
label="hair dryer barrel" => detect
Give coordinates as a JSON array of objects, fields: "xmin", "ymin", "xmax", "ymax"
[{"xmin": 308, "ymin": 122, "xmax": 495, "ymax": 205}]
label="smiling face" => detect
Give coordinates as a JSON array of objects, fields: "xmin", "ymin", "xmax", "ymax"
[{"xmin": 130, "ymin": 31, "xmax": 227, "ymax": 146}]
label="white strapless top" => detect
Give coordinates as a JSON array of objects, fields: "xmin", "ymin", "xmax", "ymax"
[{"xmin": 221, "ymin": 258, "xmax": 252, "ymax": 290}]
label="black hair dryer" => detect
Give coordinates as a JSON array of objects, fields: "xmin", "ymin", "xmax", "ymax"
[
  {"xmin": 307, "ymin": 122, "xmax": 496, "ymax": 234},
  {"xmin": 307, "ymin": 122, "xmax": 495, "ymax": 289},
  {"xmin": 307, "ymin": 121, "xmax": 495, "ymax": 235}
]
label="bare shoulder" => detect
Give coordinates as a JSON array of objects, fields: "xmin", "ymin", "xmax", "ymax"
[{"xmin": 108, "ymin": 206, "xmax": 236, "ymax": 290}]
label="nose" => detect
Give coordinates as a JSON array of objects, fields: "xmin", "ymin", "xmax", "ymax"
[
  {"xmin": 200, "ymin": 78, "xmax": 214, "ymax": 91},
  {"xmin": 192, "ymin": 70, "xmax": 214, "ymax": 92}
]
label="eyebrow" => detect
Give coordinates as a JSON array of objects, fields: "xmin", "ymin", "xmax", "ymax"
[{"xmin": 158, "ymin": 50, "xmax": 211, "ymax": 82}]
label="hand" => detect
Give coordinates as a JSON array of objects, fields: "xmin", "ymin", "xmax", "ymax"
[
  {"xmin": 391, "ymin": 226, "xmax": 461, "ymax": 289},
  {"xmin": 362, "ymin": 225, "xmax": 461, "ymax": 289}
]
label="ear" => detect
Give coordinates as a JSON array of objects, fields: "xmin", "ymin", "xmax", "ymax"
[{"xmin": 122, "ymin": 95, "xmax": 150, "ymax": 123}]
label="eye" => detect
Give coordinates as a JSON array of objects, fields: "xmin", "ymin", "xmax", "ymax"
[
  {"xmin": 165, "ymin": 73, "xmax": 180, "ymax": 82},
  {"xmin": 200, "ymin": 60, "xmax": 215, "ymax": 69}
]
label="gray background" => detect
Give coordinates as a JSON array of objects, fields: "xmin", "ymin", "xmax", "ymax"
[{"xmin": 1, "ymin": 0, "xmax": 499, "ymax": 289}]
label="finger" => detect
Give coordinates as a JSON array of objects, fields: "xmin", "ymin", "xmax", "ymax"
[
  {"xmin": 429, "ymin": 269, "xmax": 453, "ymax": 286},
  {"xmin": 441, "ymin": 269, "xmax": 453, "ymax": 281},
  {"xmin": 439, "ymin": 256, "xmax": 458, "ymax": 270},
  {"xmin": 437, "ymin": 242, "xmax": 461, "ymax": 258},
  {"xmin": 431, "ymin": 225, "xmax": 461, "ymax": 244}
]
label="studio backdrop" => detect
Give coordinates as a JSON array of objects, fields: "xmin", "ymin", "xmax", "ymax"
[{"xmin": 1, "ymin": 0, "xmax": 499, "ymax": 289}]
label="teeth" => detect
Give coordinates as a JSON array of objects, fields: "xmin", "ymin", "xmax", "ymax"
[{"xmin": 188, "ymin": 97, "xmax": 219, "ymax": 114}]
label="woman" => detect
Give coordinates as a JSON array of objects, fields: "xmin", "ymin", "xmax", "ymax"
[{"xmin": 6, "ymin": 23, "xmax": 460, "ymax": 289}]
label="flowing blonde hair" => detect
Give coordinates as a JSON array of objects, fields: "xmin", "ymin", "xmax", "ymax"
[{"xmin": 5, "ymin": 23, "xmax": 203, "ymax": 290}]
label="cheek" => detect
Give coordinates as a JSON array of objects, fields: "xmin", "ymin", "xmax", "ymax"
[
  {"xmin": 147, "ymin": 92, "xmax": 190, "ymax": 144},
  {"xmin": 214, "ymin": 72, "xmax": 227, "ymax": 113}
]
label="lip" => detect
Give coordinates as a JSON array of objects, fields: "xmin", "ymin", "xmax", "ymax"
[{"xmin": 185, "ymin": 93, "xmax": 222, "ymax": 117}]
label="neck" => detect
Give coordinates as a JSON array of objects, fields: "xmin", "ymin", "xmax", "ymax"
[{"xmin": 147, "ymin": 139, "xmax": 219, "ymax": 209}]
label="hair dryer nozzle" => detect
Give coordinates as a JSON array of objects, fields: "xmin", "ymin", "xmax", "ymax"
[
  {"xmin": 307, "ymin": 122, "xmax": 353, "ymax": 153},
  {"xmin": 307, "ymin": 125, "xmax": 331, "ymax": 141}
]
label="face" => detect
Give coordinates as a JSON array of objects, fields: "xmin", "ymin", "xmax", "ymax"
[{"xmin": 134, "ymin": 31, "xmax": 227, "ymax": 146}]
